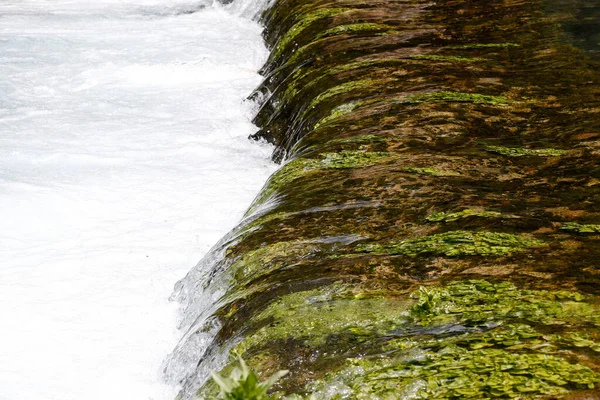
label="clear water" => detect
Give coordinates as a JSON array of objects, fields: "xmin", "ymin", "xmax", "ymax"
[{"xmin": 0, "ymin": 1, "xmax": 275, "ymax": 399}]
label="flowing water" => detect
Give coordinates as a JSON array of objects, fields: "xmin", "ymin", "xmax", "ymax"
[
  {"xmin": 2, "ymin": 0, "xmax": 598, "ymax": 398},
  {"xmin": 0, "ymin": 1, "xmax": 275, "ymax": 399}
]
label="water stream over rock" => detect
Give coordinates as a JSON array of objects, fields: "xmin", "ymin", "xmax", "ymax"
[{"xmin": 167, "ymin": 0, "xmax": 600, "ymax": 398}]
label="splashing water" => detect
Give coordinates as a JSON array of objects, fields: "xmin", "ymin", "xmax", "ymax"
[{"xmin": 0, "ymin": 0, "xmax": 276, "ymax": 399}]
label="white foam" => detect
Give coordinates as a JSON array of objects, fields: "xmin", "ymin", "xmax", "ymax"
[{"xmin": 0, "ymin": 1, "xmax": 275, "ymax": 399}]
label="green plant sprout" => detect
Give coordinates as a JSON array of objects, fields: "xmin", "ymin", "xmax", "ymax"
[{"xmin": 211, "ymin": 357, "xmax": 288, "ymax": 400}]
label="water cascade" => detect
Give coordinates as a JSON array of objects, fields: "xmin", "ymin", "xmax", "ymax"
[{"xmin": 166, "ymin": 0, "xmax": 600, "ymax": 397}]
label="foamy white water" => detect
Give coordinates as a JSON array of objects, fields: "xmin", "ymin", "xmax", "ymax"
[{"xmin": 0, "ymin": 1, "xmax": 275, "ymax": 399}]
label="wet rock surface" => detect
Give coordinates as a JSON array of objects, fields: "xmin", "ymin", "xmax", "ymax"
[{"xmin": 176, "ymin": 0, "xmax": 600, "ymax": 397}]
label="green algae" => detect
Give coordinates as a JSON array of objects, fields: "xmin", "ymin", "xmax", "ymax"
[
  {"xmin": 426, "ymin": 209, "xmax": 514, "ymax": 222},
  {"xmin": 404, "ymin": 91, "xmax": 509, "ymax": 105},
  {"xmin": 560, "ymin": 222, "xmax": 600, "ymax": 233},
  {"xmin": 315, "ymin": 23, "xmax": 396, "ymax": 40},
  {"xmin": 279, "ymin": 67, "xmax": 308, "ymax": 104},
  {"xmin": 237, "ymin": 280, "xmax": 597, "ymax": 350},
  {"xmin": 271, "ymin": 8, "xmax": 350, "ymax": 60},
  {"xmin": 247, "ymin": 158, "xmax": 320, "ymax": 215},
  {"xmin": 356, "ymin": 231, "xmax": 546, "ymax": 257},
  {"xmin": 274, "ymin": 35, "xmax": 398, "ymax": 83},
  {"xmin": 377, "ymin": 323, "xmax": 572, "ymax": 354},
  {"xmin": 486, "ymin": 145, "xmax": 567, "ymax": 157},
  {"xmin": 313, "ymin": 102, "xmax": 360, "ymax": 130},
  {"xmin": 409, "ymin": 280, "xmax": 592, "ymax": 326},
  {"xmin": 409, "ymin": 54, "xmax": 485, "ymax": 62},
  {"xmin": 233, "ymin": 283, "xmax": 412, "ymax": 353},
  {"xmin": 442, "ymin": 326, "xmax": 600, "ymax": 354},
  {"xmin": 558, "ymin": 332, "xmax": 600, "ymax": 352},
  {"xmin": 243, "ymin": 212, "xmax": 291, "ymax": 232},
  {"xmin": 280, "ymin": 60, "xmax": 399, "ymax": 118},
  {"xmin": 226, "ymin": 281, "xmax": 599, "ymax": 399},
  {"xmin": 315, "ymin": 346, "xmax": 600, "ymax": 399},
  {"xmin": 284, "ymin": 59, "xmax": 400, "ymax": 106},
  {"xmin": 307, "ymin": 79, "xmax": 389, "ymax": 111},
  {"xmin": 320, "ymin": 150, "xmax": 393, "ymax": 169},
  {"xmin": 328, "ymin": 134, "xmax": 390, "ymax": 145},
  {"xmin": 448, "ymin": 43, "xmax": 521, "ymax": 49},
  {"xmin": 247, "ymin": 151, "xmax": 396, "ymax": 214},
  {"xmin": 272, "ymin": 42, "xmax": 317, "ymax": 82},
  {"xmin": 229, "ymin": 241, "xmax": 318, "ymax": 285},
  {"xmin": 404, "ymin": 167, "xmax": 461, "ymax": 177},
  {"xmin": 305, "ymin": 281, "xmax": 600, "ymax": 399},
  {"xmin": 327, "ymin": 59, "xmax": 400, "ymax": 75},
  {"xmin": 448, "ymin": 324, "xmax": 549, "ymax": 351}
]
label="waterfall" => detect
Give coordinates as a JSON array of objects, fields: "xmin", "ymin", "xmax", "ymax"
[{"xmin": 162, "ymin": 0, "xmax": 600, "ymax": 397}]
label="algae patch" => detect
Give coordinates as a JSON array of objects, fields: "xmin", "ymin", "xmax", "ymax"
[
  {"xmin": 271, "ymin": 8, "xmax": 350, "ymax": 59},
  {"xmin": 328, "ymin": 134, "xmax": 389, "ymax": 145},
  {"xmin": 316, "ymin": 346, "xmax": 599, "ymax": 399},
  {"xmin": 486, "ymin": 145, "xmax": 567, "ymax": 157},
  {"xmin": 315, "ymin": 23, "xmax": 395, "ymax": 40},
  {"xmin": 228, "ymin": 241, "xmax": 319, "ymax": 285},
  {"xmin": 320, "ymin": 150, "xmax": 393, "ymax": 169},
  {"xmin": 426, "ymin": 209, "xmax": 515, "ymax": 222},
  {"xmin": 247, "ymin": 158, "xmax": 320, "ymax": 215},
  {"xmin": 233, "ymin": 283, "xmax": 411, "ymax": 352},
  {"xmin": 356, "ymin": 231, "xmax": 545, "ymax": 257},
  {"xmin": 409, "ymin": 54, "xmax": 484, "ymax": 62},
  {"xmin": 404, "ymin": 91, "xmax": 508, "ymax": 105},
  {"xmin": 448, "ymin": 43, "xmax": 521, "ymax": 49},
  {"xmin": 314, "ymin": 102, "xmax": 360, "ymax": 130},
  {"xmin": 308, "ymin": 281, "xmax": 600, "ymax": 399},
  {"xmin": 225, "ymin": 280, "xmax": 599, "ymax": 399},
  {"xmin": 404, "ymin": 167, "xmax": 461, "ymax": 177},
  {"xmin": 561, "ymin": 222, "xmax": 600, "ymax": 233},
  {"xmin": 409, "ymin": 280, "xmax": 592, "ymax": 326},
  {"xmin": 247, "ymin": 151, "xmax": 395, "ymax": 214},
  {"xmin": 307, "ymin": 79, "xmax": 390, "ymax": 110}
]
